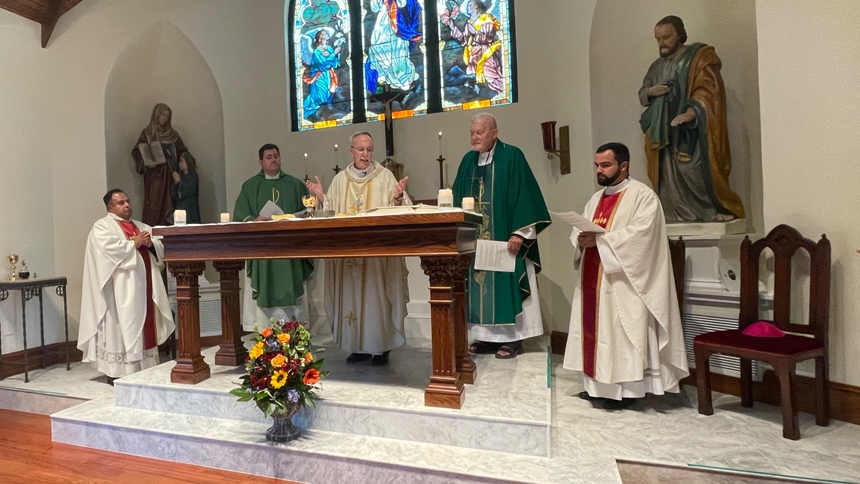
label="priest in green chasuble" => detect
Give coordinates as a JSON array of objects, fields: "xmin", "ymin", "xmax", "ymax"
[
  {"xmin": 452, "ymin": 113, "xmax": 551, "ymax": 359},
  {"xmin": 306, "ymin": 132, "xmax": 411, "ymax": 366},
  {"xmin": 563, "ymin": 142, "xmax": 689, "ymax": 406},
  {"xmin": 233, "ymin": 144, "xmax": 314, "ymax": 330}
]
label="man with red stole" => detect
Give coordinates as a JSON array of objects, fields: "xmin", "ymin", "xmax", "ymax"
[
  {"xmin": 78, "ymin": 189, "xmax": 174, "ymax": 383},
  {"xmin": 563, "ymin": 143, "xmax": 688, "ymax": 407}
]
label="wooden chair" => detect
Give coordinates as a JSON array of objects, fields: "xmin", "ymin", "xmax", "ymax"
[{"xmin": 693, "ymin": 224, "xmax": 830, "ymax": 440}]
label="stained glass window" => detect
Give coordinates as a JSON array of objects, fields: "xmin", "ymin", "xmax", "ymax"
[
  {"xmin": 437, "ymin": 0, "xmax": 515, "ymax": 111},
  {"xmin": 293, "ymin": 0, "xmax": 353, "ymax": 131},
  {"xmin": 287, "ymin": 0, "xmax": 516, "ymax": 131},
  {"xmin": 361, "ymin": 0, "xmax": 427, "ymax": 122}
]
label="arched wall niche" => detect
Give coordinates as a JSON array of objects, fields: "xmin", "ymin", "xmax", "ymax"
[
  {"xmin": 588, "ymin": 0, "xmax": 763, "ymax": 232},
  {"xmin": 104, "ymin": 20, "xmax": 227, "ymax": 224}
]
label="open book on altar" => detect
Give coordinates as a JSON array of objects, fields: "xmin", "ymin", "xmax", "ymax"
[
  {"xmin": 137, "ymin": 141, "xmax": 168, "ymax": 168},
  {"xmin": 358, "ymin": 204, "xmax": 463, "ymax": 216}
]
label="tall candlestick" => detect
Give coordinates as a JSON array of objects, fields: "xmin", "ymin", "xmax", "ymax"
[
  {"xmin": 303, "ymin": 152, "xmax": 309, "ymax": 181},
  {"xmin": 438, "ymin": 131, "xmax": 443, "ymax": 157}
]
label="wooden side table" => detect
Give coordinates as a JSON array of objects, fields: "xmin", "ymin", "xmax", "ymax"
[{"xmin": 0, "ymin": 277, "xmax": 70, "ymax": 382}]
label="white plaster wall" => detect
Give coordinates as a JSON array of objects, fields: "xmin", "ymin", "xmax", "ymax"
[
  {"xmin": 756, "ymin": 0, "xmax": 860, "ymax": 386},
  {"xmin": 589, "ymin": 0, "xmax": 763, "ymax": 233}
]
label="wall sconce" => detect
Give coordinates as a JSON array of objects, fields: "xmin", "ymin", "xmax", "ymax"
[{"xmin": 541, "ymin": 121, "xmax": 570, "ymax": 175}]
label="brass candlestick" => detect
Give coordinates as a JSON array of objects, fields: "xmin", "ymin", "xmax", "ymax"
[{"xmin": 7, "ymin": 252, "xmax": 19, "ymax": 281}]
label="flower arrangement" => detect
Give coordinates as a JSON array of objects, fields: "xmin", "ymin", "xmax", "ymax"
[{"xmin": 230, "ymin": 318, "xmax": 328, "ymax": 418}]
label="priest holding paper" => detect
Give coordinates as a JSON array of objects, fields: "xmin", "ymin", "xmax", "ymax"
[
  {"xmin": 452, "ymin": 113, "xmax": 550, "ymax": 359},
  {"xmin": 233, "ymin": 143, "xmax": 314, "ymax": 329},
  {"xmin": 563, "ymin": 142, "xmax": 689, "ymax": 406},
  {"xmin": 78, "ymin": 189, "xmax": 174, "ymax": 382},
  {"xmin": 305, "ymin": 131, "xmax": 410, "ymax": 365}
]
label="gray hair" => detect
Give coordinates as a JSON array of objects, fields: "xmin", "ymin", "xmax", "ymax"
[
  {"xmin": 469, "ymin": 112, "xmax": 497, "ymax": 129},
  {"xmin": 349, "ymin": 131, "xmax": 373, "ymax": 146}
]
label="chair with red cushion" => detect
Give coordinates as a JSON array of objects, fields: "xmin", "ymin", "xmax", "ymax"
[{"xmin": 693, "ymin": 224, "xmax": 830, "ymax": 440}]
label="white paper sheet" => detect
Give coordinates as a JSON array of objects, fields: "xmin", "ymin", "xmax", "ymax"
[
  {"xmin": 549, "ymin": 210, "xmax": 605, "ymax": 233},
  {"xmin": 259, "ymin": 200, "xmax": 284, "ymax": 219},
  {"xmin": 474, "ymin": 240, "xmax": 516, "ymax": 272}
]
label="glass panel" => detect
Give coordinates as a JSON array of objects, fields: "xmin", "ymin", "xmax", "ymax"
[
  {"xmin": 437, "ymin": 0, "xmax": 515, "ymax": 111},
  {"xmin": 294, "ymin": 0, "xmax": 353, "ymax": 131},
  {"xmin": 361, "ymin": 0, "xmax": 428, "ymax": 121}
]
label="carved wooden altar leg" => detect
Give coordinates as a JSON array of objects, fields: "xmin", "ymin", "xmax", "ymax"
[
  {"xmin": 169, "ymin": 261, "xmax": 210, "ymax": 384},
  {"xmin": 213, "ymin": 260, "xmax": 247, "ymax": 366},
  {"xmin": 420, "ymin": 256, "xmax": 465, "ymax": 409},
  {"xmin": 453, "ymin": 255, "xmax": 476, "ymax": 385}
]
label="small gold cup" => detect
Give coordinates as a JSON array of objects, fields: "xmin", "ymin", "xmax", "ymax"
[{"xmin": 302, "ymin": 195, "xmax": 317, "ymax": 217}]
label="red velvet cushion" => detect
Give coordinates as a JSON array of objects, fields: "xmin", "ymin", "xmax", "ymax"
[
  {"xmin": 694, "ymin": 330, "xmax": 823, "ymax": 356},
  {"xmin": 742, "ymin": 321, "xmax": 786, "ymax": 338}
]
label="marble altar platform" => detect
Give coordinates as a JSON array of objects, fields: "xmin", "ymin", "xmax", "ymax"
[{"xmin": 3, "ymin": 337, "xmax": 858, "ymax": 483}]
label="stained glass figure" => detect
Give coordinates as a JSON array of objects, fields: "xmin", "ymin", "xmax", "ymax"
[
  {"xmin": 294, "ymin": 0, "xmax": 353, "ymax": 130},
  {"xmin": 362, "ymin": 0, "xmax": 427, "ymax": 121},
  {"xmin": 437, "ymin": 0, "xmax": 515, "ymax": 111}
]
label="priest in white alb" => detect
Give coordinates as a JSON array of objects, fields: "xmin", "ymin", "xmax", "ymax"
[
  {"xmin": 78, "ymin": 189, "xmax": 174, "ymax": 382},
  {"xmin": 305, "ymin": 131, "xmax": 411, "ymax": 366},
  {"xmin": 563, "ymin": 142, "xmax": 689, "ymax": 406}
]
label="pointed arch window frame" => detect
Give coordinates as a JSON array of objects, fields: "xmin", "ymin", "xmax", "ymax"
[{"xmin": 287, "ymin": 0, "xmax": 518, "ymax": 132}]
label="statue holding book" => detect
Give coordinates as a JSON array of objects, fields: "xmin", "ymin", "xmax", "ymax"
[{"xmin": 132, "ymin": 103, "xmax": 191, "ymax": 226}]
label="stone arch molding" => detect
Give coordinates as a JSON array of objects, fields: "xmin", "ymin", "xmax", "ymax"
[{"xmin": 104, "ymin": 20, "xmax": 227, "ymax": 225}]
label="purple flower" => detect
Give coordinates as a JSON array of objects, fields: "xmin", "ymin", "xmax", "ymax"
[{"xmin": 287, "ymin": 389, "xmax": 300, "ymax": 403}]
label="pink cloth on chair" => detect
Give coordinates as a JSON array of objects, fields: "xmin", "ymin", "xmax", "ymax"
[{"xmin": 742, "ymin": 321, "xmax": 786, "ymax": 338}]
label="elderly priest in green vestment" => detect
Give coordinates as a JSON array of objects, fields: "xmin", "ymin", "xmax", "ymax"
[
  {"xmin": 233, "ymin": 143, "xmax": 314, "ymax": 329},
  {"xmin": 453, "ymin": 113, "xmax": 551, "ymax": 359}
]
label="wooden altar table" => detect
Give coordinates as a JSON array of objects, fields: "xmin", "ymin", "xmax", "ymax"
[{"xmin": 153, "ymin": 211, "xmax": 481, "ymax": 409}]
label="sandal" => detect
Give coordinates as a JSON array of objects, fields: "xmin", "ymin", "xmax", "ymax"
[
  {"xmin": 495, "ymin": 341, "xmax": 524, "ymax": 359},
  {"xmin": 469, "ymin": 341, "xmax": 501, "ymax": 354}
]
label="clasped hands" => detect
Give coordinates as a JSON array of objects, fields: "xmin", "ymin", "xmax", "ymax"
[
  {"xmin": 577, "ymin": 232, "xmax": 598, "ymax": 248},
  {"xmin": 133, "ymin": 231, "xmax": 152, "ymax": 249}
]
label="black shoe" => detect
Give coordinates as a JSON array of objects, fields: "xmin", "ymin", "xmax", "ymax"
[
  {"xmin": 601, "ymin": 398, "xmax": 639, "ymax": 410},
  {"xmin": 346, "ymin": 353, "xmax": 372, "ymax": 364},
  {"xmin": 371, "ymin": 351, "xmax": 391, "ymax": 366}
]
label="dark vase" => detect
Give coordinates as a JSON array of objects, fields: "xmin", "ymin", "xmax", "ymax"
[{"xmin": 265, "ymin": 403, "xmax": 302, "ymax": 443}]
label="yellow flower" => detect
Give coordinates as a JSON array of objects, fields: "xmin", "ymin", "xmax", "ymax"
[
  {"xmin": 271, "ymin": 370, "xmax": 288, "ymax": 389},
  {"xmin": 271, "ymin": 354, "xmax": 286, "ymax": 368},
  {"xmin": 278, "ymin": 332, "xmax": 291, "ymax": 344},
  {"xmin": 249, "ymin": 342, "xmax": 264, "ymax": 359},
  {"xmin": 304, "ymin": 352, "xmax": 313, "ymax": 364}
]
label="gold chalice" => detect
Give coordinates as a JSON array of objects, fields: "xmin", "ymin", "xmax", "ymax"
[
  {"xmin": 7, "ymin": 252, "xmax": 18, "ymax": 281},
  {"xmin": 302, "ymin": 194, "xmax": 317, "ymax": 217}
]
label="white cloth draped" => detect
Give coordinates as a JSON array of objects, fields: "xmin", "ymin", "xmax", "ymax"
[
  {"xmin": 563, "ymin": 179, "xmax": 689, "ymax": 399},
  {"xmin": 78, "ymin": 213, "xmax": 174, "ymax": 378}
]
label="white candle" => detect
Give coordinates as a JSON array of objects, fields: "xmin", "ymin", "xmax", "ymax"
[
  {"xmin": 438, "ymin": 188, "xmax": 453, "ymax": 207},
  {"xmin": 174, "ymin": 210, "xmax": 187, "ymax": 225},
  {"xmin": 462, "ymin": 197, "xmax": 475, "ymax": 211},
  {"xmin": 220, "ymin": 212, "xmax": 231, "ymax": 223},
  {"xmin": 438, "ymin": 131, "xmax": 443, "ymax": 158}
]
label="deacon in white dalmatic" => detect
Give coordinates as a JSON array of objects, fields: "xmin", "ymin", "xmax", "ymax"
[
  {"xmin": 564, "ymin": 142, "xmax": 689, "ymax": 405},
  {"xmin": 78, "ymin": 189, "xmax": 174, "ymax": 380}
]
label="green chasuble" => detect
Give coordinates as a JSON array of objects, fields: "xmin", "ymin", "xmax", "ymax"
[
  {"xmin": 233, "ymin": 171, "xmax": 314, "ymax": 308},
  {"xmin": 452, "ymin": 140, "xmax": 550, "ymax": 325}
]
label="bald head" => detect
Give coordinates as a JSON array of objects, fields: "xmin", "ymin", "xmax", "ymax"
[{"xmin": 469, "ymin": 113, "xmax": 498, "ymax": 152}]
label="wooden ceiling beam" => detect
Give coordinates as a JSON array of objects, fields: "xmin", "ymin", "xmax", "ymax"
[{"xmin": 0, "ymin": 0, "xmax": 82, "ymax": 48}]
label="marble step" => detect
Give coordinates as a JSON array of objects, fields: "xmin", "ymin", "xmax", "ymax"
[
  {"xmin": 111, "ymin": 344, "xmax": 553, "ymax": 457},
  {"xmin": 51, "ymin": 398, "xmax": 554, "ymax": 484}
]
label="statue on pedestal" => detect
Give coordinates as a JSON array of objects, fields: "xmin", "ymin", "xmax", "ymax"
[
  {"xmin": 131, "ymin": 103, "xmax": 190, "ymax": 226},
  {"xmin": 639, "ymin": 16, "xmax": 745, "ymax": 223}
]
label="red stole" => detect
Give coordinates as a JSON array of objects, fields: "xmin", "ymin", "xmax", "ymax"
[
  {"xmin": 116, "ymin": 220, "xmax": 157, "ymax": 350},
  {"xmin": 580, "ymin": 190, "xmax": 625, "ymax": 378}
]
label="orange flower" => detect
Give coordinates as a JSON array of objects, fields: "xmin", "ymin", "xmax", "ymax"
[
  {"xmin": 304, "ymin": 352, "xmax": 313, "ymax": 364},
  {"xmin": 303, "ymin": 368, "xmax": 320, "ymax": 385},
  {"xmin": 277, "ymin": 332, "xmax": 291, "ymax": 344},
  {"xmin": 261, "ymin": 327, "xmax": 273, "ymax": 338},
  {"xmin": 271, "ymin": 354, "xmax": 286, "ymax": 368}
]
